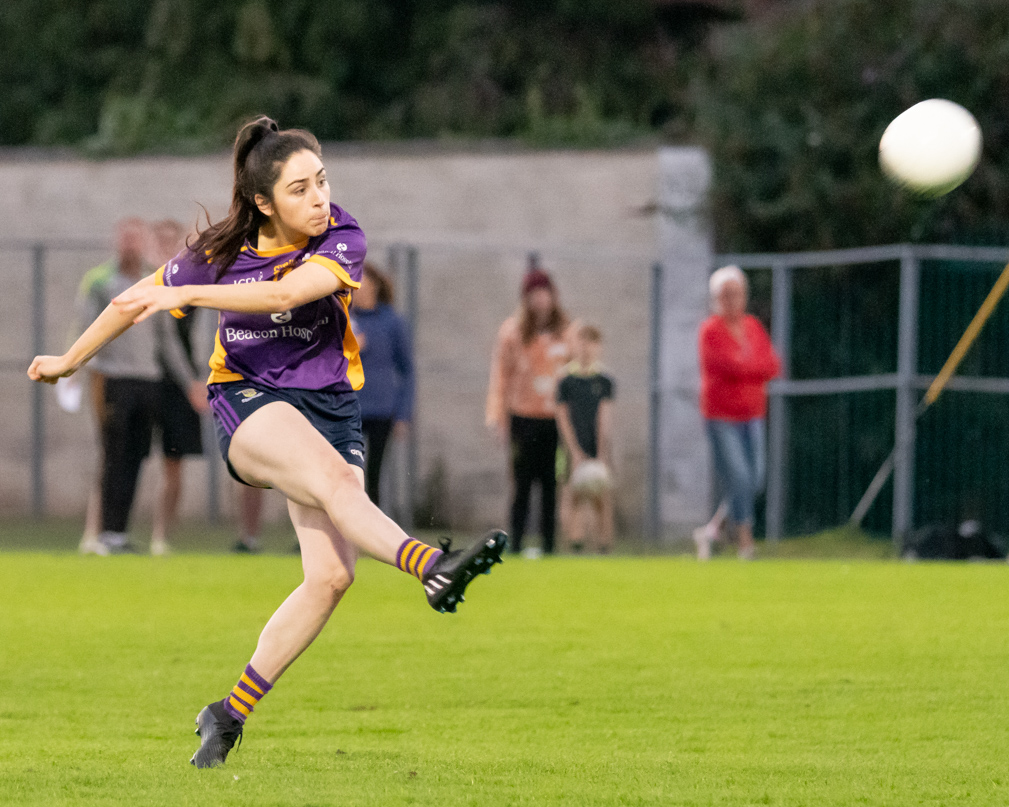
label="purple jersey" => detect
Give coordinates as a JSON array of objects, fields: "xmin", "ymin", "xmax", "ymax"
[{"xmin": 155, "ymin": 203, "xmax": 365, "ymax": 392}]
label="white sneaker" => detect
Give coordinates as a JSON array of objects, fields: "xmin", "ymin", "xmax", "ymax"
[
  {"xmin": 79, "ymin": 535, "xmax": 109, "ymax": 556},
  {"xmin": 692, "ymin": 526, "xmax": 715, "ymax": 561},
  {"xmin": 150, "ymin": 537, "xmax": 170, "ymax": 556},
  {"xmin": 98, "ymin": 531, "xmax": 137, "ymax": 554}
]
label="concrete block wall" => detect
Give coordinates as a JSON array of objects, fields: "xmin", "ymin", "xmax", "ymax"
[{"xmin": 0, "ymin": 143, "xmax": 711, "ymax": 539}]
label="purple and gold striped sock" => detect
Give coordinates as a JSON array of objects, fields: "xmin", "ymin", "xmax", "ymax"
[
  {"xmin": 223, "ymin": 664, "xmax": 273, "ymax": 724},
  {"xmin": 396, "ymin": 539, "xmax": 443, "ymax": 580}
]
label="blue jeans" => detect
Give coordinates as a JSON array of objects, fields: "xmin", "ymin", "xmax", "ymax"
[{"xmin": 705, "ymin": 418, "xmax": 766, "ymax": 526}]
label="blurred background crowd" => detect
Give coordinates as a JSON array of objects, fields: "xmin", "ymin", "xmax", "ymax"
[{"xmin": 3, "ymin": 0, "xmax": 1009, "ymax": 556}]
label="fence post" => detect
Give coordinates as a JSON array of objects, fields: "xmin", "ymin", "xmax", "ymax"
[
  {"xmin": 31, "ymin": 244, "xmax": 46, "ymax": 518},
  {"xmin": 382, "ymin": 244, "xmax": 398, "ymax": 519},
  {"xmin": 382, "ymin": 244, "xmax": 418, "ymax": 534},
  {"xmin": 893, "ymin": 246, "xmax": 920, "ymax": 541},
  {"xmin": 765, "ymin": 260, "xmax": 791, "ymax": 541},
  {"xmin": 403, "ymin": 245, "xmax": 419, "ymax": 535},
  {"xmin": 646, "ymin": 262, "xmax": 663, "ymax": 541},
  {"xmin": 382, "ymin": 244, "xmax": 403, "ymax": 522}
]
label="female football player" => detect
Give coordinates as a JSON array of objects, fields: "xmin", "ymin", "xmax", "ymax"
[{"xmin": 28, "ymin": 116, "xmax": 506, "ymax": 768}]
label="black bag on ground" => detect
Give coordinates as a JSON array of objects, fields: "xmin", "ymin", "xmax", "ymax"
[{"xmin": 902, "ymin": 520, "xmax": 1008, "ymax": 560}]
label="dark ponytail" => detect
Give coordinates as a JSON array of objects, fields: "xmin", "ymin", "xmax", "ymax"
[{"xmin": 188, "ymin": 115, "xmax": 323, "ymax": 280}]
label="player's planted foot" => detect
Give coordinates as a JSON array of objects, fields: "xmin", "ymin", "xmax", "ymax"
[
  {"xmin": 423, "ymin": 530, "xmax": 507, "ymax": 613},
  {"xmin": 190, "ymin": 699, "xmax": 243, "ymax": 768}
]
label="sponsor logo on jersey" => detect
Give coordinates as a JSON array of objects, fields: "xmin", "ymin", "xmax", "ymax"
[
  {"xmin": 317, "ymin": 244, "xmax": 351, "ymax": 267},
  {"xmin": 271, "ymin": 310, "xmax": 292, "ymax": 324},
  {"xmin": 222, "ymin": 316, "xmax": 331, "ymax": 345}
]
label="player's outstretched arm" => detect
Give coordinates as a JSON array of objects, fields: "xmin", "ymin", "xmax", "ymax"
[
  {"xmin": 113, "ymin": 262, "xmax": 345, "ymax": 323},
  {"xmin": 28, "ymin": 273, "xmax": 158, "ymax": 384}
]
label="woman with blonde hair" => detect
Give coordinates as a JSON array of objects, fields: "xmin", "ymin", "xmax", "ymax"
[{"xmin": 695, "ymin": 265, "xmax": 780, "ymax": 560}]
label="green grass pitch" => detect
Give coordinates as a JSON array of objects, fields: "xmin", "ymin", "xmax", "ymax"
[{"xmin": 1, "ymin": 545, "xmax": 1008, "ymax": 805}]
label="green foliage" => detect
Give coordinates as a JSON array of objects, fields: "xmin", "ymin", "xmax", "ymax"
[
  {"xmin": 2, "ymin": 551, "xmax": 1009, "ymax": 805},
  {"xmin": 0, "ymin": 0, "xmax": 703, "ymax": 153},
  {"xmin": 694, "ymin": 0, "xmax": 1009, "ymax": 251}
]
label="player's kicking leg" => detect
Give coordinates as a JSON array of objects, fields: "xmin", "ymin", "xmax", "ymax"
[
  {"xmin": 227, "ymin": 402, "xmax": 507, "ymax": 613},
  {"xmin": 190, "ymin": 405, "xmax": 506, "ymax": 767}
]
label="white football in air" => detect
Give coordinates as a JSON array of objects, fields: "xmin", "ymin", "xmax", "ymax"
[{"xmin": 879, "ymin": 99, "xmax": 982, "ymax": 197}]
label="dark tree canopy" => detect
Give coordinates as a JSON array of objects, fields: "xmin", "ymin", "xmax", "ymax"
[{"xmin": 0, "ymin": 0, "xmax": 723, "ymax": 153}]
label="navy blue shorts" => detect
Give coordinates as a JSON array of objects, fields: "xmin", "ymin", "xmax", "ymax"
[{"xmin": 208, "ymin": 381, "xmax": 365, "ymax": 487}]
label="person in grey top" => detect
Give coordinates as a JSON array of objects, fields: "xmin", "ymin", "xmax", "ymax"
[
  {"xmin": 75, "ymin": 218, "xmax": 167, "ymax": 553},
  {"xmin": 149, "ymin": 219, "xmax": 209, "ymax": 556}
]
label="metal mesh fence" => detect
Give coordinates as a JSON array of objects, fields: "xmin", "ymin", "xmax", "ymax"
[
  {"xmin": 9, "ymin": 236, "xmax": 1008, "ymax": 543},
  {"xmin": 784, "ymin": 390, "xmax": 896, "ymax": 535},
  {"xmin": 727, "ymin": 245, "xmax": 1009, "ymax": 539}
]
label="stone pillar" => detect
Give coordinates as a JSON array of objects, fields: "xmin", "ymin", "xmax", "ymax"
[{"xmin": 656, "ymin": 147, "xmax": 713, "ymax": 540}]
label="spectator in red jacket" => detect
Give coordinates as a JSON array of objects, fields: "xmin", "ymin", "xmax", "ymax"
[{"xmin": 694, "ymin": 265, "xmax": 781, "ymax": 560}]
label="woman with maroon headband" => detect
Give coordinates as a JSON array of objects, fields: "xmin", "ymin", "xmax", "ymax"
[{"xmin": 487, "ymin": 257, "xmax": 573, "ymax": 556}]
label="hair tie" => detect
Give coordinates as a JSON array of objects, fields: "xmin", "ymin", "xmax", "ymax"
[{"xmin": 238, "ymin": 117, "xmax": 279, "ymax": 166}]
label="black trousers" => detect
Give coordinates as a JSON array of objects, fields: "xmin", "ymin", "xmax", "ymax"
[
  {"xmin": 362, "ymin": 417, "xmax": 394, "ymax": 507},
  {"xmin": 100, "ymin": 378, "xmax": 159, "ymax": 533},
  {"xmin": 509, "ymin": 415, "xmax": 558, "ymax": 554}
]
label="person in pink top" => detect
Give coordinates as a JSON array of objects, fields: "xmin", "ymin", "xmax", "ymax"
[
  {"xmin": 487, "ymin": 256, "xmax": 572, "ymax": 556},
  {"xmin": 694, "ymin": 265, "xmax": 781, "ymax": 560}
]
